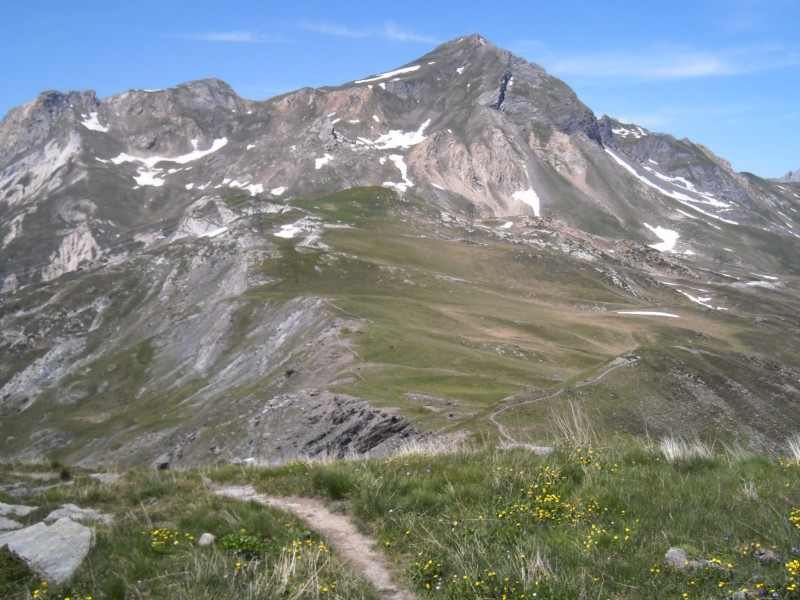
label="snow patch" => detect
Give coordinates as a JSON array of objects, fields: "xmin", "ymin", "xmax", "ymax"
[
  {"xmin": 501, "ymin": 221, "xmax": 513, "ymax": 229},
  {"xmin": 456, "ymin": 67, "xmax": 465, "ymax": 75},
  {"xmin": 372, "ymin": 115, "xmax": 380, "ymax": 123},
  {"xmin": 80, "ymin": 112, "xmax": 109, "ymax": 132},
  {"xmin": 110, "ymin": 138, "xmax": 228, "ymax": 168},
  {"xmin": 134, "ymin": 168, "xmax": 165, "ymax": 187},
  {"xmin": 604, "ymin": 148, "xmax": 738, "ymax": 225},
  {"xmin": 370, "ymin": 119, "xmax": 431, "ymax": 150},
  {"xmin": 676, "ymin": 289, "xmax": 715, "ymax": 309},
  {"xmin": 612, "ymin": 125, "xmax": 647, "ymax": 139},
  {"xmin": 275, "ymin": 225, "xmax": 300, "ymax": 239},
  {"xmin": 315, "ymin": 154, "xmax": 333, "ymax": 169},
  {"xmin": 270, "ymin": 186, "xmax": 287, "ymax": 196},
  {"xmin": 355, "ymin": 65, "xmax": 421, "ymax": 84},
  {"xmin": 226, "ymin": 180, "xmax": 264, "ymax": 196},
  {"xmin": 616, "ymin": 311, "xmax": 680, "ymax": 318},
  {"xmin": 644, "ymin": 223, "xmax": 679, "ymax": 252},
  {"xmin": 383, "ymin": 154, "xmax": 413, "ymax": 192},
  {"xmin": 513, "ymin": 189, "xmax": 540, "ymax": 216}
]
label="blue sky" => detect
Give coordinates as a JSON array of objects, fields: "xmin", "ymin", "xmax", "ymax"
[{"xmin": 1, "ymin": 0, "xmax": 797, "ymax": 177}]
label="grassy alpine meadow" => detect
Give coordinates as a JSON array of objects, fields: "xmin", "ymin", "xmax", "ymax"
[
  {"xmin": 2, "ymin": 432, "xmax": 799, "ymax": 599},
  {"xmin": 288, "ymin": 438, "xmax": 800, "ymax": 600},
  {"xmin": 0, "ymin": 464, "xmax": 377, "ymax": 600}
]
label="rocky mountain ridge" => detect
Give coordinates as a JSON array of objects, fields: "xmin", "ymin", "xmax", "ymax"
[{"xmin": 0, "ymin": 34, "xmax": 798, "ymax": 466}]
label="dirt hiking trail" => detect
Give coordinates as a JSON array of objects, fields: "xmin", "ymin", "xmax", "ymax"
[{"xmin": 215, "ymin": 485, "xmax": 416, "ymax": 600}]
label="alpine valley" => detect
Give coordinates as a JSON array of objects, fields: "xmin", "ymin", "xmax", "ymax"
[{"xmin": 1, "ymin": 34, "xmax": 799, "ymax": 468}]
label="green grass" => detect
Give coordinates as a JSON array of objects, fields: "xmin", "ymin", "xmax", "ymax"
[
  {"xmin": 3, "ymin": 186, "xmax": 800, "ymax": 466},
  {"xmin": 0, "ymin": 465, "xmax": 377, "ymax": 600},
  {"xmin": 235, "ymin": 441, "xmax": 800, "ymax": 599},
  {"xmin": 1, "ymin": 438, "xmax": 798, "ymax": 599}
]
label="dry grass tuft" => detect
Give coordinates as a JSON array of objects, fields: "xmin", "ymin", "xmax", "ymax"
[
  {"xmin": 659, "ymin": 436, "xmax": 714, "ymax": 462},
  {"xmin": 550, "ymin": 401, "xmax": 596, "ymax": 448}
]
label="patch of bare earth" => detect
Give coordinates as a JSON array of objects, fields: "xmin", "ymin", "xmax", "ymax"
[{"xmin": 215, "ymin": 485, "xmax": 416, "ymax": 600}]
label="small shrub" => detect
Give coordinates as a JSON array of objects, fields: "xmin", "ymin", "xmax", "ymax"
[{"xmin": 220, "ymin": 529, "xmax": 268, "ymax": 559}]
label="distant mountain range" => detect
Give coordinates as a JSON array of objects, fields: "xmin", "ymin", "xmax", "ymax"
[{"xmin": 1, "ymin": 34, "xmax": 798, "ymax": 467}]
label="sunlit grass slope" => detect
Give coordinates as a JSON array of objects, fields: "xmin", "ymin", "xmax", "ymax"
[{"xmin": 2, "ymin": 432, "xmax": 798, "ymax": 599}]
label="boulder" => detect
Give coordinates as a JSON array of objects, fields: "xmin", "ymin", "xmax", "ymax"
[
  {"xmin": 0, "ymin": 517, "xmax": 93, "ymax": 582},
  {"xmin": 0, "ymin": 516, "xmax": 23, "ymax": 532},
  {"xmin": 0, "ymin": 501, "xmax": 37, "ymax": 518},
  {"xmin": 45, "ymin": 503, "xmax": 113, "ymax": 526}
]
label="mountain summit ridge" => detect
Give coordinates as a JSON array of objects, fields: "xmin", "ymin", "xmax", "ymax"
[{"xmin": 0, "ymin": 34, "xmax": 799, "ymax": 467}]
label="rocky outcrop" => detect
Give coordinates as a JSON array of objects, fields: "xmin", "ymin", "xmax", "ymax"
[{"xmin": 0, "ymin": 517, "xmax": 93, "ymax": 583}]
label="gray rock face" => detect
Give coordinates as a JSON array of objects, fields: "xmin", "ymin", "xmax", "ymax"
[
  {"xmin": 0, "ymin": 516, "xmax": 23, "ymax": 531},
  {"xmin": 0, "ymin": 517, "xmax": 93, "ymax": 582},
  {"xmin": 0, "ymin": 501, "xmax": 37, "ymax": 518},
  {"xmin": 778, "ymin": 168, "xmax": 800, "ymax": 182},
  {"xmin": 45, "ymin": 503, "xmax": 113, "ymax": 526}
]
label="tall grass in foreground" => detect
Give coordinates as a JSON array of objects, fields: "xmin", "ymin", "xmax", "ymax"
[
  {"xmin": 300, "ymin": 438, "xmax": 800, "ymax": 599},
  {"xmin": 1, "ymin": 434, "xmax": 799, "ymax": 599},
  {"xmin": 0, "ymin": 466, "xmax": 376, "ymax": 600}
]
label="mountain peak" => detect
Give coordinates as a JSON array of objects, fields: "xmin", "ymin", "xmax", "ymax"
[{"xmin": 1, "ymin": 31, "xmax": 799, "ymax": 469}]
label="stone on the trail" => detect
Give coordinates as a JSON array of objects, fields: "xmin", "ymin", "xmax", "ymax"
[
  {"xmin": 45, "ymin": 503, "xmax": 113, "ymax": 526},
  {"xmin": 0, "ymin": 516, "xmax": 23, "ymax": 531},
  {"xmin": 0, "ymin": 501, "xmax": 37, "ymax": 518},
  {"xmin": 198, "ymin": 532, "xmax": 215, "ymax": 546},
  {"xmin": 0, "ymin": 517, "xmax": 93, "ymax": 582}
]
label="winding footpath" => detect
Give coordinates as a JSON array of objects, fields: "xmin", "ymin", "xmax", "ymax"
[
  {"xmin": 215, "ymin": 485, "xmax": 416, "ymax": 600},
  {"xmin": 212, "ymin": 356, "xmax": 637, "ymax": 598},
  {"xmin": 489, "ymin": 355, "xmax": 638, "ymax": 445}
]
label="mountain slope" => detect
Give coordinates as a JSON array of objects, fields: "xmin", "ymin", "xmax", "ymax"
[{"xmin": 0, "ymin": 34, "xmax": 798, "ymax": 466}]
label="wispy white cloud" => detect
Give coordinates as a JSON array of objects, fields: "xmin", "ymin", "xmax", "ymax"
[
  {"xmin": 549, "ymin": 50, "xmax": 735, "ymax": 80},
  {"xmin": 300, "ymin": 21, "xmax": 439, "ymax": 44},
  {"xmin": 301, "ymin": 22, "xmax": 369, "ymax": 38},
  {"xmin": 522, "ymin": 43, "xmax": 800, "ymax": 80},
  {"xmin": 612, "ymin": 104, "xmax": 752, "ymax": 131},
  {"xmin": 381, "ymin": 23, "xmax": 439, "ymax": 44},
  {"xmin": 183, "ymin": 31, "xmax": 288, "ymax": 43}
]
